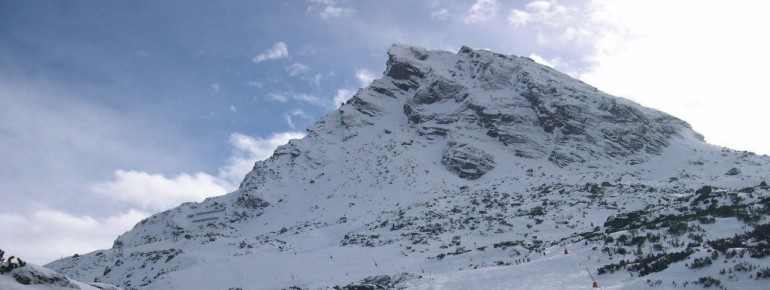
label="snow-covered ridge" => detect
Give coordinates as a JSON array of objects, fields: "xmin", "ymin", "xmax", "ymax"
[
  {"xmin": 46, "ymin": 44, "xmax": 770, "ymax": 290},
  {"xmin": 0, "ymin": 263, "xmax": 123, "ymax": 290}
]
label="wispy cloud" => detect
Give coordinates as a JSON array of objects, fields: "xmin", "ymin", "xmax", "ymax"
[
  {"xmin": 464, "ymin": 0, "xmax": 499, "ymax": 23},
  {"xmin": 0, "ymin": 77, "xmax": 305, "ymax": 264},
  {"xmin": 284, "ymin": 109, "xmax": 309, "ymax": 128},
  {"xmin": 507, "ymin": 9, "xmax": 531, "ymax": 27},
  {"xmin": 0, "ymin": 128, "xmax": 305, "ymax": 265},
  {"xmin": 508, "ymin": 0, "xmax": 569, "ymax": 28},
  {"xmin": 245, "ymin": 81, "xmax": 263, "ymax": 88},
  {"xmin": 355, "ymin": 69, "xmax": 377, "ymax": 87},
  {"xmin": 91, "ymin": 170, "xmax": 230, "ymax": 212},
  {"xmin": 503, "ymin": 0, "xmax": 597, "ymax": 64},
  {"xmin": 0, "ymin": 207, "xmax": 149, "ymax": 264},
  {"xmin": 431, "ymin": 8, "xmax": 450, "ymax": 20},
  {"xmin": 0, "ymin": 78, "xmax": 194, "ymax": 212},
  {"xmin": 308, "ymin": 0, "xmax": 354, "ymax": 19},
  {"xmin": 286, "ymin": 62, "xmax": 311, "ymax": 76},
  {"xmin": 321, "ymin": 5, "xmax": 353, "ymax": 18},
  {"xmin": 310, "ymin": 73, "xmax": 325, "ymax": 87},
  {"xmin": 217, "ymin": 132, "xmax": 306, "ymax": 186},
  {"xmin": 91, "ymin": 130, "xmax": 304, "ymax": 213},
  {"xmin": 333, "ymin": 88, "xmax": 355, "ymax": 108},
  {"xmin": 267, "ymin": 91, "xmax": 334, "ymax": 108},
  {"xmin": 269, "ymin": 93, "xmax": 289, "ymax": 102},
  {"xmin": 91, "ymin": 130, "xmax": 305, "ymax": 214},
  {"xmin": 294, "ymin": 93, "xmax": 328, "ymax": 107},
  {"xmin": 269, "ymin": 68, "xmax": 373, "ymax": 110},
  {"xmin": 253, "ymin": 42, "xmax": 289, "ymax": 63},
  {"xmin": 528, "ymin": 53, "xmax": 578, "ymax": 77},
  {"xmin": 329, "ymin": 69, "xmax": 377, "ymax": 108}
]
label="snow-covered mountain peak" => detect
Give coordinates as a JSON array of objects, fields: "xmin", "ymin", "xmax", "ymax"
[
  {"xmin": 46, "ymin": 44, "xmax": 770, "ymax": 290},
  {"xmin": 343, "ymin": 44, "xmax": 703, "ymax": 171}
]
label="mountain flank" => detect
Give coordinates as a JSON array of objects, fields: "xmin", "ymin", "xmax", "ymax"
[{"xmin": 42, "ymin": 44, "xmax": 770, "ymax": 290}]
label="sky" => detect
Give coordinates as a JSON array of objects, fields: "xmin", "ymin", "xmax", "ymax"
[{"xmin": 1, "ymin": 0, "xmax": 768, "ymax": 264}]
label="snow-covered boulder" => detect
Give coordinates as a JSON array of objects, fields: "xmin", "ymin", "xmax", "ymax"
[{"xmin": 0, "ymin": 264, "xmax": 122, "ymax": 290}]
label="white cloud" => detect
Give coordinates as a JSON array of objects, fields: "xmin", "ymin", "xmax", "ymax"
[
  {"xmin": 321, "ymin": 5, "xmax": 353, "ymax": 18},
  {"xmin": 333, "ymin": 88, "xmax": 355, "ymax": 108},
  {"xmin": 217, "ymin": 132, "xmax": 305, "ymax": 185},
  {"xmin": 0, "ymin": 78, "xmax": 196, "ymax": 216},
  {"xmin": 91, "ymin": 170, "xmax": 230, "ymax": 212},
  {"xmin": 0, "ymin": 78, "xmax": 245, "ymax": 264},
  {"xmin": 310, "ymin": 73, "xmax": 324, "ymax": 87},
  {"xmin": 294, "ymin": 93, "xmax": 327, "ymax": 107},
  {"xmin": 0, "ymin": 208, "xmax": 148, "ymax": 264},
  {"xmin": 245, "ymin": 81, "xmax": 263, "ymax": 88},
  {"xmin": 528, "ymin": 53, "xmax": 578, "ymax": 77},
  {"xmin": 504, "ymin": 1, "xmax": 600, "ymax": 65},
  {"xmin": 507, "ymin": 9, "xmax": 531, "ymax": 27},
  {"xmin": 431, "ymin": 8, "xmax": 449, "ymax": 20},
  {"xmin": 286, "ymin": 62, "xmax": 311, "ymax": 76},
  {"xmin": 252, "ymin": 42, "xmax": 289, "ymax": 63},
  {"xmin": 91, "ymin": 131, "xmax": 306, "ymax": 213},
  {"xmin": 212, "ymin": 84, "xmax": 220, "ymax": 93},
  {"xmin": 72, "ymin": 131, "xmax": 304, "ymax": 265},
  {"xmin": 328, "ymin": 69, "xmax": 377, "ymax": 109},
  {"xmin": 309, "ymin": 0, "xmax": 353, "ymax": 19},
  {"xmin": 267, "ymin": 91, "xmax": 334, "ymax": 108},
  {"xmin": 507, "ymin": 0, "xmax": 568, "ymax": 28},
  {"xmin": 229, "ymin": 105, "xmax": 237, "ymax": 112},
  {"xmin": 464, "ymin": 0, "xmax": 498, "ymax": 23},
  {"xmin": 284, "ymin": 109, "xmax": 309, "ymax": 129},
  {"xmin": 298, "ymin": 45, "xmax": 320, "ymax": 56},
  {"xmin": 526, "ymin": 0, "xmax": 552, "ymax": 11},
  {"xmin": 528, "ymin": 53, "xmax": 554, "ymax": 67},
  {"xmin": 269, "ymin": 93, "xmax": 289, "ymax": 102},
  {"xmin": 355, "ymin": 69, "xmax": 377, "ymax": 87},
  {"xmin": 580, "ymin": 0, "xmax": 770, "ymax": 155},
  {"xmin": 1, "ymin": 73, "xmax": 301, "ymax": 266},
  {"xmin": 557, "ymin": 26, "xmax": 591, "ymax": 43}
]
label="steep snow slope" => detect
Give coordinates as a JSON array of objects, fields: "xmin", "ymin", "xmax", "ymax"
[{"xmin": 47, "ymin": 44, "xmax": 770, "ymax": 290}]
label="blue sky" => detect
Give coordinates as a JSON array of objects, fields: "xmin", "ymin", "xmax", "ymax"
[{"xmin": 1, "ymin": 0, "xmax": 768, "ymax": 264}]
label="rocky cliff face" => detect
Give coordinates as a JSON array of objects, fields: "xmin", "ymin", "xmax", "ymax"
[
  {"xmin": 46, "ymin": 44, "xmax": 770, "ymax": 290},
  {"xmin": 239, "ymin": 43, "xmax": 700, "ymax": 186},
  {"xmin": 395, "ymin": 44, "xmax": 696, "ymax": 169}
]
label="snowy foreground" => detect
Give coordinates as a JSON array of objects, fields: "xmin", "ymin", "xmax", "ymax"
[
  {"xmin": 42, "ymin": 44, "xmax": 770, "ymax": 289},
  {"xmin": 403, "ymin": 245, "xmax": 767, "ymax": 290},
  {"xmin": 0, "ymin": 264, "xmax": 122, "ymax": 290}
]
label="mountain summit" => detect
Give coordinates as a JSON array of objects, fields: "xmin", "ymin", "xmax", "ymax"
[
  {"xmin": 384, "ymin": 44, "xmax": 697, "ymax": 167},
  {"xmin": 45, "ymin": 44, "xmax": 770, "ymax": 290}
]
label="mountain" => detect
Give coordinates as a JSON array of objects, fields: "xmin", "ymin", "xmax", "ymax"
[{"xmin": 46, "ymin": 44, "xmax": 770, "ymax": 290}]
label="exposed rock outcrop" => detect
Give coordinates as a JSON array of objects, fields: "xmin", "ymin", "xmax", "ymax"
[{"xmin": 441, "ymin": 140, "xmax": 495, "ymax": 180}]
